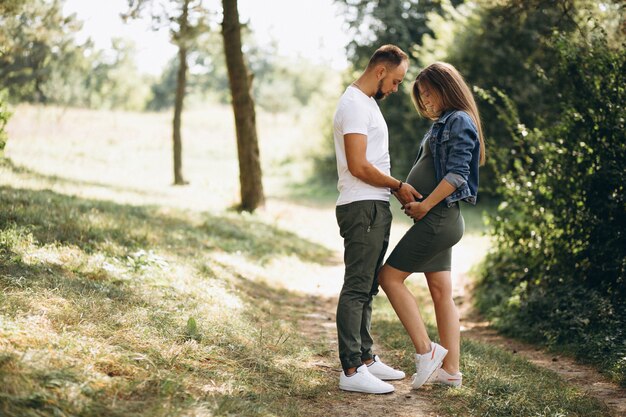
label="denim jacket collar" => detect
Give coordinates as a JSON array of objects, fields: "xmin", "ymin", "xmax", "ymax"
[{"xmin": 434, "ymin": 109, "xmax": 457, "ymax": 126}]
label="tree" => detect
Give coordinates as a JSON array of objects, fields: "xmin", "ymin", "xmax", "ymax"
[
  {"xmin": 0, "ymin": 0, "xmax": 84, "ymax": 104},
  {"xmin": 125, "ymin": 0, "xmax": 209, "ymax": 185},
  {"xmin": 146, "ymin": 57, "xmax": 179, "ymax": 111},
  {"xmin": 0, "ymin": 0, "xmax": 21, "ymax": 155},
  {"xmin": 0, "ymin": 0, "xmax": 22, "ymax": 14},
  {"xmin": 221, "ymin": 0, "xmax": 264, "ymax": 211},
  {"xmin": 0, "ymin": 90, "xmax": 9, "ymax": 156}
]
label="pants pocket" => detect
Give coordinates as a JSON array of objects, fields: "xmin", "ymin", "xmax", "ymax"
[{"xmin": 366, "ymin": 202, "xmax": 377, "ymax": 233}]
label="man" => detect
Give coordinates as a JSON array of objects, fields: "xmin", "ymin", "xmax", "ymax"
[{"xmin": 333, "ymin": 44, "xmax": 421, "ymax": 394}]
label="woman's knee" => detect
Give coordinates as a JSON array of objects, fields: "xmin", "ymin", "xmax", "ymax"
[
  {"xmin": 426, "ymin": 275, "xmax": 453, "ymax": 304},
  {"xmin": 377, "ymin": 266, "xmax": 389, "ymax": 288},
  {"xmin": 377, "ymin": 265, "xmax": 406, "ymax": 289},
  {"xmin": 430, "ymin": 288, "xmax": 453, "ymax": 305}
]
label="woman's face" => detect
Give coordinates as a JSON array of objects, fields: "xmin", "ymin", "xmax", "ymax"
[{"xmin": 418, "ymin": 82, "xmax": 443, "ymax": 116}]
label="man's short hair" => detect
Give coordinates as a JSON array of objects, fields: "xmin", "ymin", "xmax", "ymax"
[{"xmin": 367, "ymin": 44, "xmax": 408, "ymax": 70}]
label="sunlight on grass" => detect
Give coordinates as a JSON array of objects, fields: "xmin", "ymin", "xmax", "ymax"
[
  {"xmin": 3, "ymin": 103, "xmax": 326, "ymax": 212},
  {"xmin": 1, "ymin": 104, "xmax": 608, "ymax": 416},
  {"xmin": 0, "ymin": 175, "xmax": 335, "ymax": 416}
]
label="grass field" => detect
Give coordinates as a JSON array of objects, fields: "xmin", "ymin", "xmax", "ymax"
[{"xmin": 0, "ymin": 104, "xmax": 611, "ymax": 416}]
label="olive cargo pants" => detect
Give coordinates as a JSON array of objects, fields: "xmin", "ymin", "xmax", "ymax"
[{"xmin": 335, "ymin": 200, "xmax": 391, "ymax": 370}]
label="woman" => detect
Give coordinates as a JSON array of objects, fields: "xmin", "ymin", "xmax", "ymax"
[{"xmin": 378, "ymin": 62, "xmax": 485, "ymax": 389}]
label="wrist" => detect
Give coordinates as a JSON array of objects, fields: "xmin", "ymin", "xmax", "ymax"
[
  {"xmin": 392, "ymin": 180, "xmax": 403, "ymax": 193},
  {"xmin": 422, "ymin": 197, "xmax": 435, "ymax": 210}
]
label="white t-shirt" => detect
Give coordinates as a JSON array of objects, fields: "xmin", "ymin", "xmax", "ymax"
[{"xmin": 333, "ymin": 85, "xmax": 391, "ymax": 205}]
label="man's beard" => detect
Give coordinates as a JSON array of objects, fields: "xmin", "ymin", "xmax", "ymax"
[{"xmin": 374, "ymin": 79, "xmax": 386, "ymax": 100}]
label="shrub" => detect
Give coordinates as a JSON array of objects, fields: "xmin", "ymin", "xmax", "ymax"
[
  {"xmin": 0, "ymin": 91, "xmax": 10, "ymax": 156},
  {"xmin": 476, "ymin": 29, "xmax": 626, "ymax": 385}
]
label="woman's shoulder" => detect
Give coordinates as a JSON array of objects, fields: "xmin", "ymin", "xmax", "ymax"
[
  {"xmin": 447, "ymin": 109, "xmax": 472, "ymax": 122},
  {"xmin": 447, "ymin": 110, "xmax": 478, "ymax": 132}
]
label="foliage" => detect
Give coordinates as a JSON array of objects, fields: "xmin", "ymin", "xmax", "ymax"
[
  {"xmin": 0, "ymin": 0, "xmax": 84, "ymax": 103},
  {"xmin": 424, "ymin": 0, "xmax": 625, "ymax": 195},
  {"xmin": 0, "ymin": 0, "xmax": 152, "ymax": 110},
  {"xmin": 0, "ymin": 0, "xmax": 22, "ymax": 14},
  {"xmin": 325, "ymin": 0, "xmax": 624, "ymax": 192},
  {"xmin": 145, "ymin": 58, "xmax": 180, "ymax": 111},
  {"xmin": 145, "ymin": 28, "xmax": 232, "ymax": 111},
  {"xmin": 81, "ymin": 39, "xmax": 152, "ymax": 111},
  {"xmin": 335, "ymin": 0, "xmax": 464, "ymax": 69},
  {"xmin": 146, "ymin": 30, "xmax": 328, "ymax": 113},
  {"xmin": 332, "ymin": 0, "xmax": 463, "ymax": 180},
  {"xmin": 475, "ymin": 28, "xmax": 626, "ymax": 385},
  {"xmin": 0, "ymin": 90, "xmax": 10, "ymax": 156}
]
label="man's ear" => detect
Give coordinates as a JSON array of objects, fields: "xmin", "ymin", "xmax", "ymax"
[{"xmin": 375, "ymin": 64, "xmax": 387, "ymax": 80}]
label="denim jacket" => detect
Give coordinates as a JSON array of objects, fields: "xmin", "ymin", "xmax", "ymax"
[{"xmin": 421, "ymin": 109, "xmax": 480, "ymax": 207}]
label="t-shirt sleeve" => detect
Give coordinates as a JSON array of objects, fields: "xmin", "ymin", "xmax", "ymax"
[{"xmin": 338, "ymin": 102, "xmax": 369, "ymax": 136}]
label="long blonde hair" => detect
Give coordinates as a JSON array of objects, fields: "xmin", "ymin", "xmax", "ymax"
[{"xmin": 411, "ymin": 62, "xmax": 486, "ymax": 166}]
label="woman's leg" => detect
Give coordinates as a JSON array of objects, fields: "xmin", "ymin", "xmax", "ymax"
[
  {"xmin": 425, "ymin": 271, "xmax": 460, "ymax": 374},
  {"xmin": 378, "ymin": 264, "xmax": 431, "ymax": 354}
]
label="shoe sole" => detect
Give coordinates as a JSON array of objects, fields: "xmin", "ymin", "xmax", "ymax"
[
  {"xmin": 339, "ymin": 385, "xmax": 395, "ymax": 394},
  {"xmin": 412, "ymin": 347, "xmax": 448, "ymax": 389},
  {"xmin": 370, "ymin": 373, "xmax": 406, "ymax": 381},
  {"xmin": 423, "ymin": 375, "xmax": 463, "ymax": 388},
  {"xmin": 411, "ymin": 367, "xmax": 440, "ymax": 389}
]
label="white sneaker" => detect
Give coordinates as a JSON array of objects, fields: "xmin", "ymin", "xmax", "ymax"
[
  {"xmin": 367, "ymin": 355, "xmax": 406, "ymax": 380},
  {"xmin": 339, "ymin": 364, "xmax": 395, "ymax": 394},
  {"xmin": 425, "ymin": 367, "xmax": 463, "ymax": 387},
  {"xmin": 411, "ymin": 342, "xmax": 448, "ymax": 389}
]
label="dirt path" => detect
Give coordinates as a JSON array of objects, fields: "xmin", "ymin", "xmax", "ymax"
[
  {"xmin": 458, "ymin": 295, "xmax": 626, "ymax": 416},
  {"xmin": 262, "ymin": 200, "xmax": 626, "ymax": 416},
  {"xmin": 295, "ymin": 290, "xmax": 626, "ymax": 417},
  {"xmin": 296, "ymin": 295, "xmax": 443, "ymax": 417}
]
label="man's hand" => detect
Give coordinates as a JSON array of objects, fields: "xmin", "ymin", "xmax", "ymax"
[
  {"xmin": 393, "ymin": 182, "xmax": 422, "ymax": 205},
  {"xmin": 403, "ymin": 201, "xmax": 431, "ymax": 221}
]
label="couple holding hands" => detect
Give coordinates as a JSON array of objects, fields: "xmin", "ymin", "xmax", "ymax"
[{"xmin": 333, "ymin": 44, "xmax": 485, "ymax": 394}]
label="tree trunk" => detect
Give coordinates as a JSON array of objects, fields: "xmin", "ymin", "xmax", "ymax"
[
  {"xmin": 172, "ymin": 45, "xmax": 188, "ymax": 185},
  {"xmin": 172, "ymin": 2, "xmax": 190, "ymax": 186},
  {"xmin": 221, "ymin": 0, "xmax": 265, "ymax": 211}
]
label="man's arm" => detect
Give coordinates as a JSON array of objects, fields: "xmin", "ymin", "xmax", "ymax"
[{"xmin": 345, "ymin": 133, "xmax": 420, "ymax": 203}]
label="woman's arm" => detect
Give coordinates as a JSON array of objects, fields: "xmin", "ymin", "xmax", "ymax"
[
  {"xmin": 404, "ymin": 114, "xmax": 477, "ymax": 220},
  {"xmin": 403, "ymin": 179, "xmax": 455, "ymax": 220}
]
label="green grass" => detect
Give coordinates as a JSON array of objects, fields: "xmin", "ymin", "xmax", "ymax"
[
  {"xmin": 0, "ymin": 176, "xmax": 336, "ymax": 417},
  {"xmin": 370, "ymin": 283, "xmax": 610, "ymax": 417},
  {"xmin": 0, "ymin": 104, "xmax": 613, "ymax": 417},
  {"xmin": 440, "ymin": 341, "xmax": 608, "ymax": 417}
]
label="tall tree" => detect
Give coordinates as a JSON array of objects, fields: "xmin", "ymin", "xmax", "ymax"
[
  {"xmin": 0, "ymin": 0, "xmax": 84, "ymax": 103},
  {"xmin": 221, "ymin": 0, "xmax": 264, "ymax": 211},
  {"xmin": 125, "ymin": 0, "xmax": 209, "ymax": 185}
]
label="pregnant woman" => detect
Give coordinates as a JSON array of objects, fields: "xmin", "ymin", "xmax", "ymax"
[{"xmin": 378, "ymin": 62, "xmax": 485, "ymax": 389}]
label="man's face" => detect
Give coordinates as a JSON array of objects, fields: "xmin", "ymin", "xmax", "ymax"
[{"xmin": 374, "ymin": 60, "xmax": 408, "ymax": 100}]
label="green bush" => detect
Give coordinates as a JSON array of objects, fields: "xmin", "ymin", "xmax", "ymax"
[
  {"xmin": 0, "ymin": 91, "xmax": 10, "ymax": 156},
  {"xmin": 476, "ymin": 29, "xmax": 626, "ymax": 385}
]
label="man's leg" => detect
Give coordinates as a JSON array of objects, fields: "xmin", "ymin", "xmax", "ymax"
[
  {"xmin": 336, "ymin": 201, "xmax": 390, "ymax": 371},
  {"xmin": 360, "ymin": 201, "xmax": 391, "ymax": 363}
]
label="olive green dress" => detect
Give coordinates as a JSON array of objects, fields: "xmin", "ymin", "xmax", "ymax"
[{"xmin": 385, "ymin": 141, "xmax": 464, "ymax": 272}]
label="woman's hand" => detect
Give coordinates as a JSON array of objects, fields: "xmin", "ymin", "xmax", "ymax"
[
  {"xmin": 394, "ymin": 183, "xmax": 422, "ymax": 205},
  {"xmin": 403, "ymin": 201, "xmax": 431, "ymax": 221}
]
